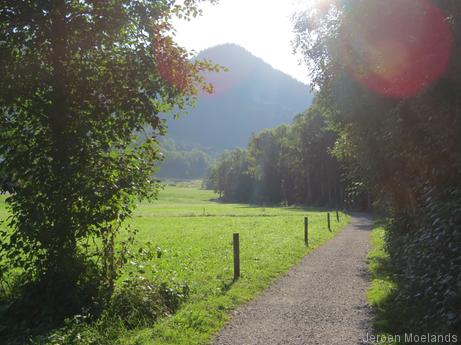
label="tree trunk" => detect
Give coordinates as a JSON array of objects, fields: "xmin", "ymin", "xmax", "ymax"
[{"xmin": 47, "ymin": 1, "xmax": 81, "ymax": 292}]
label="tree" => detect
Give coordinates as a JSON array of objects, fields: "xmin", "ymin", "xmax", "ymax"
[
  {"xmin": 290, "ymin": 105, "xmax": 342, "ymax": 206},
  {"xmin": 248, "ymin": 127, "xmax": 286, "ymax": 203},
  {"xmin": 206, "ymin": 149, "xmax": 254, "ymax": 202},
  {"xmin": 0, "ymin": 0, "xmax": 217, "ymax": 321}
]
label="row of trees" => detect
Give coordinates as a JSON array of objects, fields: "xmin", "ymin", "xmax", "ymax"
[
  {"xmin": 157, "ymin": 139, "xmax": 213, "ymax": 179},
  {"xmin": 205, "ymin": 103, "xmax": 364, "ymax": 207},
  {"xmin": 159, "ymin": 148, "xmax": 212, "ymax": 179},
  {"xmin": 292, "ymin": 0, "xmax": 460, "ymax": 335}
]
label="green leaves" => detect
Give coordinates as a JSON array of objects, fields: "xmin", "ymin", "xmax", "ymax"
[
  {"xmin": 207, "ymin": 102, "xmax": 342, "ymax": 206},
  {"xmin": 0, "ymin": 0, "xmax": 218, "ymax": 325}
]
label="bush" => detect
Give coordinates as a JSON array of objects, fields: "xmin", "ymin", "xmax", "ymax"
[
  {"xmin": 109, "ymin": 277, "xmax": 189, "ymax": 329},
  {"xmin": 0, "ymin": 239, "xmax": 190, "ymax": 344},
  {"xmin": 1, "ymin": 276, "xmax": 190, "ymax": 345}
]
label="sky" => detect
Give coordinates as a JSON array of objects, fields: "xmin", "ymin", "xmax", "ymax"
[{"xmin": 173, "ymin": 0, "xmax": 311, "ymax": 85}]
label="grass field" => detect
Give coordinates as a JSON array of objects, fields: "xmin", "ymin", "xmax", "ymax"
[{"xmin": 1, "ymin": 185, "xmax": 350, "ymax": 345}]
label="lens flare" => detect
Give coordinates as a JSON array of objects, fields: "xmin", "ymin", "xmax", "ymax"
[
  {"xmin": 340, "ymin": 0, "xmax": 453, "ymax": 98},
  {"xmin": 154, "ymin": 33, "xmax": 192, "ymax": 93}
]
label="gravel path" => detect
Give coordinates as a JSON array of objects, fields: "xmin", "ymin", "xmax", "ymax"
[{"xmin": 213, "ymin": 213, "xmax": 373, "ymax": 345}]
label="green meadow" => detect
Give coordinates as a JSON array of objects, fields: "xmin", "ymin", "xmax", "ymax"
[{"xmin": 0, "ymin": 184, "xmax": 350, "ymax": 345}]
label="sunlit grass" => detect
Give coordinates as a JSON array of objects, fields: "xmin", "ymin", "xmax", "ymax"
[{"xmin": 120, "ymin": 185, "xmax": 349, "ymax": 345}]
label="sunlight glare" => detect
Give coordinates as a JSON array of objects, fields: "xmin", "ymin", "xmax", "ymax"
[{"xmin": 340, "ymin": 0, "xmax": 453, "ymax": 98}]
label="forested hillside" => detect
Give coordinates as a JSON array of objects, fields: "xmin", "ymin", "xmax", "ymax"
[{"xmin": 166, "ymin": 44, "xmax": 313, "ymax": 151}]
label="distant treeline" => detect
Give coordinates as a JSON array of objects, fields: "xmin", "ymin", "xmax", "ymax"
[
  {"xmin": 204, "ymin": 103, "xmax": 365, "ymax": 207},
  {"xmin": 157, "ymin": 139, "xmax": 213, "ymax": 180}
]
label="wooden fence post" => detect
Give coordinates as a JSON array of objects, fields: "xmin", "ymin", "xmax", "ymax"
[
  {"xmin": 304, "ymin": 216, "xmax": 308, "ymax": 246},
  {"xmin": 233, "ymin": 233, "xmax": 240, "ymax": 281},
  {"xmin": 336, "ymin": 209, "xmax": 339, "ymax": 222},
  {"xmin": 327, "ymin": 212, "xmax": 331, "ymax": 231}
]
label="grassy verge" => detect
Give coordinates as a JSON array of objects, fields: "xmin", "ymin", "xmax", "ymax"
[
  {"xmin": 1, "ymin": 186, "xmax": 350, "ymax": 345},
  {"xmin": 367, "ymin": 223, "xmax": 410, "ymax": 345}
]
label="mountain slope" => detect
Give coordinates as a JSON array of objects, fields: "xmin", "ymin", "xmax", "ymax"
[{"xmin": 166, "ymin": 44, "xmax": 313, "ymax": 151}]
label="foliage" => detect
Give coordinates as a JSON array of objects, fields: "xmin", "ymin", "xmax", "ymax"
[
  {"xmin": 293, "ymin": 0, "xmax": 461, "ymax": 335},
  {"xmin": 157, "ymin": 139, "xmax": 214, "ymax": 179},
  {"xmin": 206, "ymin": 102, "xmax": 345, "ymax": 206},
  {"xmin": 0, "ymin": 0, "xmax": 218, "ymax": 327},
  {"xmin": 386, "ymin": 187, "xmax": 461, "ymax": 334},
  {"xmin": 110, "ymin": 277, "xmax": 189, "ymax": 329},
  {"xmin": 205, "ymin": 148, "xmax": 255, "ymax": 201},
  {"xmin": 0, "ymin": 236, "xmax": 190, "ymax": 345},
  {"xmin": 109, "ymin": 241, "xmax": 190, "ymax": 329}
]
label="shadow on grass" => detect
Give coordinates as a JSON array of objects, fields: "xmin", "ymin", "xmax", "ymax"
[
  {"xmin": 209, "ymin": 198, "xmax": 344, "ymax": 213},
  {"xmin": 0, "ymin": 281, "xmax": 96, "ymax": 344},
  {"xmin": 220, "ymin": 279, "xmax": 237, "ymax": 294}
]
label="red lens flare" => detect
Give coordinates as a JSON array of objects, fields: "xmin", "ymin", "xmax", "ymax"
[
  {"xmin": 154, "ymin": 34, "xmax": 192, "ymax": 93},
  {"xmin": 340, "ymin": 0, "xmax": 453, "ymax": 99}
]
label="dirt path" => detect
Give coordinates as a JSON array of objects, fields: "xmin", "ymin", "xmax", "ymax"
[{"xmin": 213, "ymin": 214, "xmax": 373, "ymax": 345}]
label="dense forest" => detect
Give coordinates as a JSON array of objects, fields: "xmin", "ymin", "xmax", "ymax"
[{"xmin": 205, "ymin": 102, "xmax": 356, "ymax": 207}]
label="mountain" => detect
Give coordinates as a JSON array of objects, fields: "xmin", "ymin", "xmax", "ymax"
[{"xmin": 165, "ymin": 44, "xmax": 313, "ymax": 152}]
